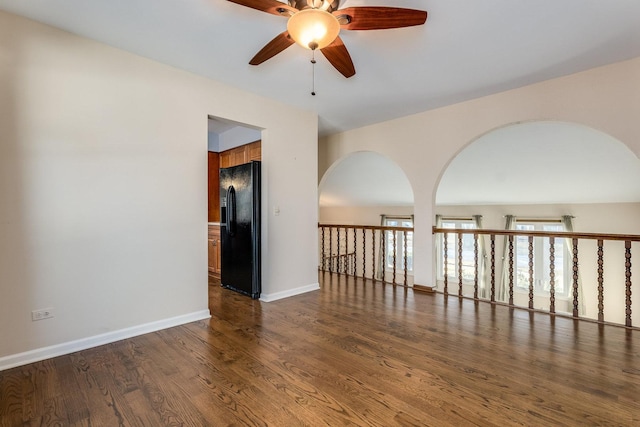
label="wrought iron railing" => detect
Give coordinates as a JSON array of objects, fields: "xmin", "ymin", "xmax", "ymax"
[
  {"xmin": 318, "ymin": 223, "xmax": 638, "ymax": 328},
  {"xmin": 433, "ymin": 227, "xmax": 640, "ymax": 328},
  {"xmin": 318, "ymin": 224, "xmax": 414, "ymax": 286}
]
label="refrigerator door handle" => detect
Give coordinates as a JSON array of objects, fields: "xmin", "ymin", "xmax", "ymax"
[{"xmin": 227, "ymin": 185, "xmax": 236, "ymax": 236}]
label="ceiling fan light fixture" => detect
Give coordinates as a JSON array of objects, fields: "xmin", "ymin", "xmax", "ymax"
[{"xmin": 287, "ymin": 8, "xmax": 340, "ymax": 50}]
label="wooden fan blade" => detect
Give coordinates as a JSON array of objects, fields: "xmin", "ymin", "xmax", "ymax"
[
  {"xmin": 227, "ymin": 0, "xmax": 297, "ymax": 17},
  {"xmin": 335, "ymin": 7, "xmax": 427, "ymax": 30},
  {"xmin": 249, "ymin": 31, "xmax": 295, "ymax": 65},
  {"xmin": 320, "ymin": 36, "xmax": 355, "ymax": 78}
]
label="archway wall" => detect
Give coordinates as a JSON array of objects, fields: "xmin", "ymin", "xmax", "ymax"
[
  {"xmin": 318, "ymin": 151, "xmax": 414, "ymax": 225},
  {"xmin": 319, "ymin": 56, "xmax": 640, "ymax": 287}
]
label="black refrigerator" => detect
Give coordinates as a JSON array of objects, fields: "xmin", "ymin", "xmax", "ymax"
[{"xmin": 219, "ymin": 161, "xmax": 261, "ymax": 299}]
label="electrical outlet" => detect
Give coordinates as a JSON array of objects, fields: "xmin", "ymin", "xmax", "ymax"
[{"xmin": 32, "ymin": 308, "xmax": 54, "ymax": 321}]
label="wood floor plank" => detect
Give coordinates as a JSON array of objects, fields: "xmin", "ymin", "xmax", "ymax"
[{"xmin": 1, "ymin": 273, "xmax": 639, "ymax": 426}]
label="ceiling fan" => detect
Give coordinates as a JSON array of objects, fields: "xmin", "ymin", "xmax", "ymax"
[{"xmin": 227, "ymin": 0, "xmax": 428, "ymax": 78}]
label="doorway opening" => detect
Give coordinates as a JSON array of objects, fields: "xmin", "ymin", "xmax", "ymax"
[{"xmin": 207, "ymin": 116, "xmax": 263, "ymax": 307}]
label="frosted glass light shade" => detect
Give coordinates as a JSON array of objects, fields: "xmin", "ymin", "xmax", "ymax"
[{"xmin": 287, "ymin": 9, "xmax": 340, "ymax": 50}]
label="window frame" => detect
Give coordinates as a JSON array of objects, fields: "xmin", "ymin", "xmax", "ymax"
[
  {"xmin": 382, "ymin": 216, "xmax": 413, "ymax": 273},
  {"xmin": 436, "ymin": 218, "xmax": 477, "ymax": 282},
  {"xmin": 513, "ymin": 220, "xmax": 571, "ymax": 298}
]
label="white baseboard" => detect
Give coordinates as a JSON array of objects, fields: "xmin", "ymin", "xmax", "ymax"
[
  {"xmin": 260, "ymin": 282, "xmax": 320, "ymax": 302},
  {"xmin": 0, "ymin": 310, "xmax": 211, "ymax": 371}
]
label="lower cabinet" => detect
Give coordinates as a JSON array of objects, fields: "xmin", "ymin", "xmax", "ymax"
[{"xmin": 208, "ymin": 224, "xmax": 221, "ymax": 278}]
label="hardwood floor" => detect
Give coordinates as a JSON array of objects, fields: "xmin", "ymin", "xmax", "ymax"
[{"xmin": 1, "ymin": 273, "xmax": 639, "ymax": 426}]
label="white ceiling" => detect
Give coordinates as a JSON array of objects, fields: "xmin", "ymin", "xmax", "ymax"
[{"xmin": 1, "ymin": 0, "xmax": 639, "ymax": 137}]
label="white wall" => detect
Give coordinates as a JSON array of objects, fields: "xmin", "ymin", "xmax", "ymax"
[
  {"xmin": 320, "ymin": 56, "xmax": 640, "ymax": 289},
  {"xmin": 319, "ymin": 206, "xmax": 414, "ymax": 226},
  {"xmin": 436, "ymin": 203, "xmax": 640, "ymax": 234},
  {"xmin": 0, "ymin": 10, "xmax": 318, "ymax": 367}
]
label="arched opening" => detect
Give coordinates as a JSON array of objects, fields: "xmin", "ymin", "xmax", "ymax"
[
  {"xmin": 318, "ymin": 151, "xmax": 415, "ymax": 285},
  {"xmin": 206, "ymin": 115, "xmax": 263, "ymax": 302},
  {"xmin": 433, "ymin": 121, "xmax": 640, "ymax": 323},
  {"xmin": 319, "ymin": 151, "xmax": 414, "ymax": 223},
  {"xmin": 436, "ymin": 121, "xmax": 640, "ymax": 207}
]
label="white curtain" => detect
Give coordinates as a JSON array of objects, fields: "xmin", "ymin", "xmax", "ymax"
[
  {"xmin": 562, "ymin": 215, "xmax": 586, "ymax": 315},
  {"xmin": 498, "ymin": 215, "xmax": 516, "ymax": 302},
  {"xmin": 472, "ymin": 215, "xmax": 487, "ymax": 298}
]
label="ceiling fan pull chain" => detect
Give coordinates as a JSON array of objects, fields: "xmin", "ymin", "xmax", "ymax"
[{"xmin": 311, "ymin": 50, "xmax": 317, "ymax": 96}]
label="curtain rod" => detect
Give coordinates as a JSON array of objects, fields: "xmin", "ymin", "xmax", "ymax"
[
  {"xmin": 440, "ymin": 216, "xmax": 474, "ymax": 221},
  {"xmin": 512, "ymin": 218, "xmax": 565, "ymax": 223}
]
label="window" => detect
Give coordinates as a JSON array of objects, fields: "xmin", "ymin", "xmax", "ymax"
[
  {"xmin": 514, "ymin": 221, "xmax": 569, "ymax": 297},
  {"xmin": 438, "ymin": 219, "xmax": 477, "ymax": 281},
  {"xmin": 383, "ymin": 217, "xmax": 413, "ymax": 272}
]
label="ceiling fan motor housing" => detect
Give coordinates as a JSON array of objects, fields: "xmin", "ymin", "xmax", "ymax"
[{"xmin": 288, "ymin": 0, "xmax": 340, "ymax": 13}]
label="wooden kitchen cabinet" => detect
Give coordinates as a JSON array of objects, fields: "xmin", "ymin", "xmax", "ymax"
[
  {"xmin": 220, "ymin": 146, "xmax": 246, "ymax": 168},
  {"xmin": 247, "ymin": 140, "xmax": 261, "ymax": 162},
  {"xmin": 219, "ymin": 150, "xmax": 231, "ymax": 169},
  {"xmin": 208, "ymin": 224, "xmax": 221, "ymax": 278},
  {"xmin": 219, "ymin": 140, "xmax": 261, "ymax": 169},
  {"xmin": 231, "ymin": 146, "xmax": 247, "ymax": 166},
  {"xmin": 208, "ymin": 152, "xmax": 220, "ymax": 223}
]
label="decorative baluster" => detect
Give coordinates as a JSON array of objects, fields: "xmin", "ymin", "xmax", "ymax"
[
  {"xmin": 342, "ymin": 227, "xmax": 346, "ymax": 274},
  {"xmin": 321, "ymin": 226, "xmax": 326, "ymax": 271},
  {"xmin": 625, "ymin": 240, "xmax": 632, "ymax": 327},
  {"xmin": 490, "ymin": 235, "xmax": 496, "ymax": 303},
  {"xmin": 597, "ymin": 239, "xmax": 604, "ymax": 322},
  {"xmin": 549, "ymin": 237, "xmax": 556, "ymax": 314},
  {"xmin": 336, "ymin": 228, "xmax": 340, "ymax": 273},
  {"xmin": 392, "ymin": 230, "xmax": 397, "ymax": 285},
  {"xmin": 362, "ymin": 229, "xmax": 367, "ymax": 279},
  {"xmin": 403, "ymin": 230, "xmax": 408, "ymax": 287},
  {"xmin": 343, "ymin": 227, "xmax": 348, "ymax": 274},
  {"xmin": 337, "ymin": 227, "xmax": 341, "ymax": 274},
  {"xmin": 572, "ymin": 238, "xmax": 579, "ymax": 318},
  {"xmin": 508, "ymin": 235, "xmax": 514, "ymax": 306},
  {"xmin": 443, "ymin": 232, "xmax": 449, "ymax": 296},
  {"xmin": 344, "ymin": 228, "xmax": 349, "ymax": 275},
  {"xmin": 353, "ymin": 227, "xmax": 357, "ymax": 276},
  {"xmin": 528, "ymin": 236, "xmax": 534, "ymax": 309},
  {"xmin": 371, "ymin": 230, "xmax": 376, "ymax": 282},
  {"xmin": 346, "ymin": 227, "xmax": 351, "ymax": 274},
  {"xmin": 381, "ymin": 230, "xmax": 386, "ymax": 284},
  {"xmin": 458, "ymin": 232, "xmax": 463, "ymax": 297},
  {"xmin": 329, "ymin": 226, "xmax": 334, "ymax": 274},
  {"xmin": 473, "ymin": 233, "xmax": 478, "ymax": 300},
  {"xmin": 344, "ymin": 228, "xmax": 353, "ymax": 274},
  {"xmin": 341, "ymin": 228, "xmax": 345, "ymax": 274}
]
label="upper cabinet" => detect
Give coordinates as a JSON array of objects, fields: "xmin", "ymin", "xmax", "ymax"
[
  {"xmin": 247, "ymin": 140, "xmax": 261, "ymax": 162},
  {"xmin": 209, "ymin": 140, "xmax": 261, "ymax": 223},
  {"xmin": 220, "ymin": 140, "xmax": 261, "ymax": 169}
]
